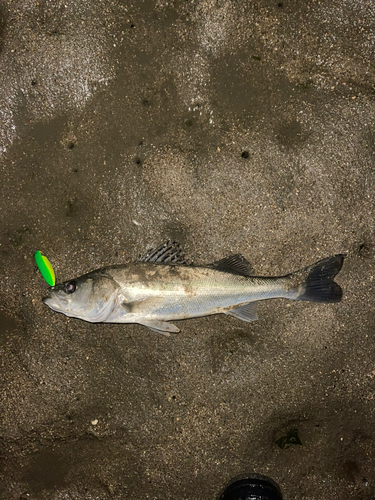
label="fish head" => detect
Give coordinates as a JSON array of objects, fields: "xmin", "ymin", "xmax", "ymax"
[{"xmin": 43, "ymin": 271, "xmax": 119, "ymax": 322}]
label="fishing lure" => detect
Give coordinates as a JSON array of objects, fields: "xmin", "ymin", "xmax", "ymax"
[{"xmin": 35, "ymin": 251, "xmax": 55, "ymax": 286}]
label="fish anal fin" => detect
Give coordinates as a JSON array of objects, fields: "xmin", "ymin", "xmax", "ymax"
[
  {"xmin": 138, "ymin": 241, "xmax": 188, "ymax": 265},
  {"xmin": 225, "ymin": 301, "xmax": 259, "ymax": 322},
  {"xmin": 137, "ymin": 318, "xmax": 180, "ymax": 336},
  {"xmin": 209, "ymin": 254, "xmax": 253, "ymax": 276}
]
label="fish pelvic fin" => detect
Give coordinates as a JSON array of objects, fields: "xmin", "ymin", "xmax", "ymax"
[
  {"xmin": 292, "ymin": 254, "xmax": 344, "ymax": 303},
  {"xmin": 137, "ymin": 318, "xmax": 180, "ymax": 336}
]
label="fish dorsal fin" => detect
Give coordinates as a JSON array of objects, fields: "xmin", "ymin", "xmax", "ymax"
[
  {"xmin": 138, "ymin": 241, "xmax": 187, "ymax": 265},
  {"xmin": 209, "ymin": 254, "xmax": 253, "ymax": 276},
  {"xmin": 226, "ymin": 301, "xmax": 259, "ymax": 322}
]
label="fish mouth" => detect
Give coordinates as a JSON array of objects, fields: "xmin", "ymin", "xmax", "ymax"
[{"xmin": 42, "ymin": 293, "xmax": 68, "ymax": 312}]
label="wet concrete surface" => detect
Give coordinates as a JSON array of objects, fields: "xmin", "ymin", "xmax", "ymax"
[{"xmin": 0, "ymin": 0, "xmax": 374, "ymax": 498}]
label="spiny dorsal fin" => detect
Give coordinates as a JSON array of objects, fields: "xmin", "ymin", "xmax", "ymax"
[
  {"xmin": 138, "ymin": 241, "xmax": 188, "ymax": 265},
  {"xmin": 208, "ymin": 254, "xmax": 253, "ymax": 276}
]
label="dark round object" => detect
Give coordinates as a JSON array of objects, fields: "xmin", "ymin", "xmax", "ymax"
[
  {"xmin": 218, "ymin": 474, "xmax": 283, "ymax": 500},
  {"xmin": 64, "ymin": 281, "xmax": 76, "ymax": 294}
]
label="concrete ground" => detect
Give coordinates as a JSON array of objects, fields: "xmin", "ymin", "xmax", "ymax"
[{"xmin": 0, "ymin": 0, "xmax": 374, "ymax": 498}]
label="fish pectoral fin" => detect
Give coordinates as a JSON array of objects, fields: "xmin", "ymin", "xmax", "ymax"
[
  {"xmin": 137, "ymin": 318, "xmax": 180, "ymax": 336},
  {"xmin": 225, "ymin": 301, "xmax": 259, "ymax": 322}
]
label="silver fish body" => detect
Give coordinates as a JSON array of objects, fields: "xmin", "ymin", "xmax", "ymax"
[{"xmin": 43, "ymin": 242, "xmax": 344, "ymax": 334}]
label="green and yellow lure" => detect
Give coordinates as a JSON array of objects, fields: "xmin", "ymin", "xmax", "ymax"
[{"xmin": 34, "ymin": 251, "xmax": 55, "ymax": 286}]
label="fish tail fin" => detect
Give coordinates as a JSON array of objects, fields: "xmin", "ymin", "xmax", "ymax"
[{"xmin": 292, "ymin": 254, "xmax": 344, "ymax": 303}]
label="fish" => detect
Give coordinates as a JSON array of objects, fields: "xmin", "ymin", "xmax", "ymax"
[{"xmin": 42, "ymin": 241, "xmax": 344, "ymax": 335}]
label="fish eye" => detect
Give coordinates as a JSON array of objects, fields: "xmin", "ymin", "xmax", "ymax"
[{"xmin": 64, "ymin": 281, "xmax": 76, "ymax": 294}]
